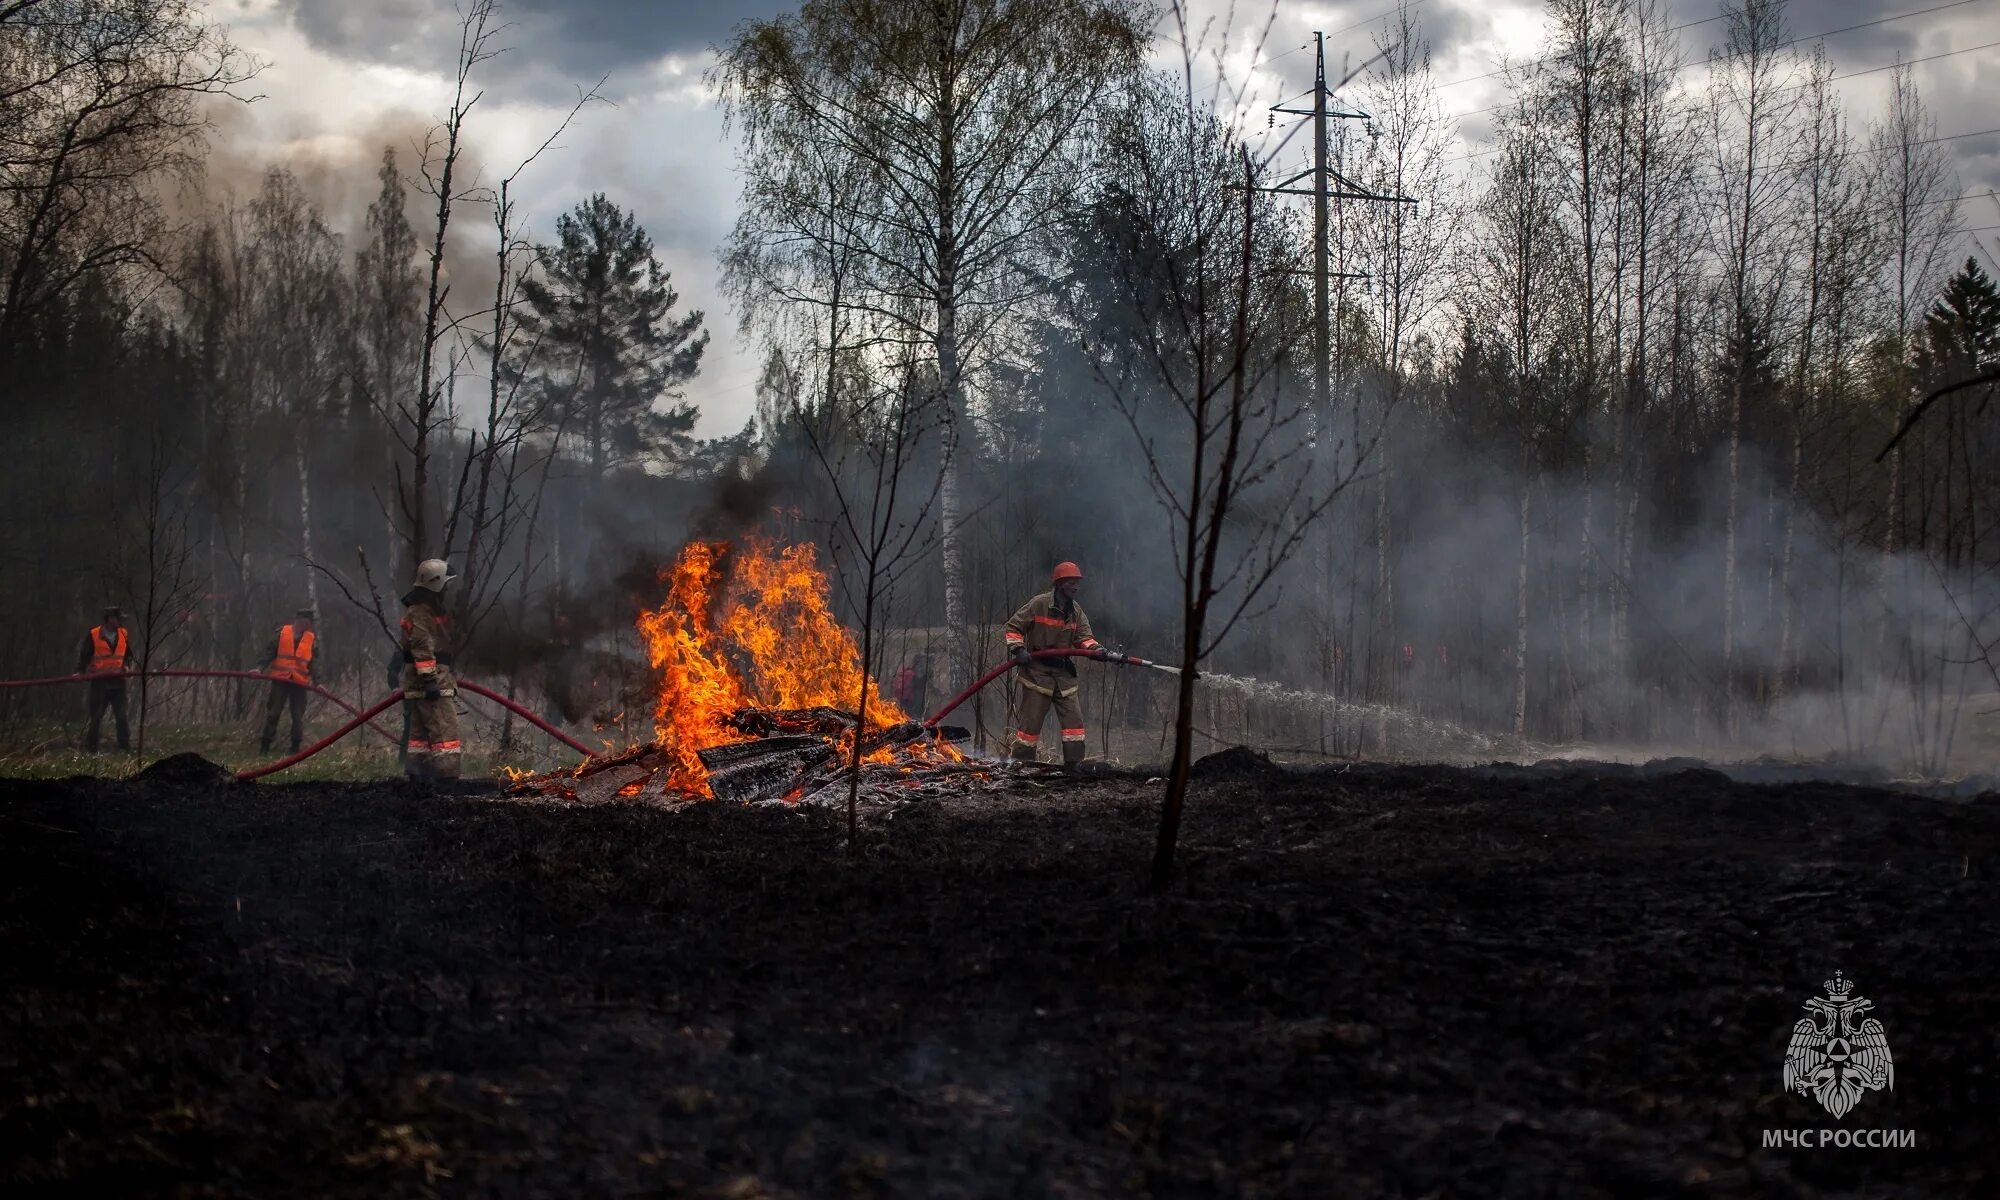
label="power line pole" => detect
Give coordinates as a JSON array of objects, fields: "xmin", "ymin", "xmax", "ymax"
[{"xmin": 1258, "ymin": 31, "xmax": 1415, "ymax": 444}]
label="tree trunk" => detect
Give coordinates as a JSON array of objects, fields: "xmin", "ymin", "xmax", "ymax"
[
  {"xmin": 937, "ymin": 293, "xmax": 969, "ymax": 693},
  {"xmin": 1722, "ymin": 367, "xmax": 1742, "ymax": 741},
  {"xmin": 1514, "ymin": 463, "xmax": 1531, "ymax": 740},
  {"xmin": 1374, "ymin": 449, "xmax": 1393, "ymax": 701},
  {"xmin": 1154, "ymin": 632, "xmax": 1200, "ymax": 891},
  {"xmin": 296, "ymin": 432, "xmax": 317, "ymax": 610}
]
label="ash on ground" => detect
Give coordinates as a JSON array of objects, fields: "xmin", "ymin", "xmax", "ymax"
[{"xmin": 3, "ymin": 761, "xmax": 1993, "ymax": 1197}]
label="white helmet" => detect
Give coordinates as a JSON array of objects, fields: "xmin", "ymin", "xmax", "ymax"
[{"xmin": 414, "ymin": 559, "xmax": 457, "ymax": 590}]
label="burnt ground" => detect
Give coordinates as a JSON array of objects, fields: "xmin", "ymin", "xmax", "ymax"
[{"xmin": 2, "ymin": 756, "xmax": 1996, "ymax": 1199}]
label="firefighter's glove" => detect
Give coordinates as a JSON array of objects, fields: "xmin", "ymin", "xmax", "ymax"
[
  {"xmin": 1010, "ymin": 646, "xmax": 1032, "ymax": 669},
  {"xmin": 423, "ymin": 684, "xmax": 442, "ymax": 701},
  {"xmin": 1101, "ymin": 650, "xmax": 1128, "ymax": 665}
]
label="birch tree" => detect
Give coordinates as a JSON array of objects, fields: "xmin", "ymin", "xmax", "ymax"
[
  {"xmin": 1353, "ymin": 1, "xmax": 1456, "ymax": 698},
  {"xmin": 0, "ymin": 0, "xmax": 255, "ymax": 374},
  {"xmin": 352, "ymin": 147, "xmax": 423, "ymax": 587},
  {"xmin": 712, "ymin": 0, "xmax": 1150, "ymax": 692},
  {"xmin": 1536, "ymin": 0, "xmax": 1628, "ymax": 705},
  {"xmin": 1468, "ymin": 92, "xmax": 1576, "ymax": 739},
  {"xmin": 1775, "ymin": 45, "xmax": 1872, "ymax": 702},
  {"xmin": 1705, "ymin": 0, "xmax": 1798, "ymax": 739},
  {"xmin": 240, "ymin": 168, "xmax": 345, "ymax": 611}
]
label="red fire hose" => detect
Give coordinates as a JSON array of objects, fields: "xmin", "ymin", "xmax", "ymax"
[
  {"xmin": 0, "ymin": 668, "xmax": 401, "ymax": 744},
  {"xmin": 235, "ymin": 692, "xmax": 404, "ymax": 781},
  {"xmin": 456, "ymin": 679, "xmax": 593, "ymax": 757},
  {"xmin": 922, "ymin": 647, "xmax": 1164, "ymax": 729},
  {"xmin": 230, "ymin": 681, "xmax": 591, "ymax": 779},
  {"xmin": 0, "ymin": 666, "xmax": 595, "ymax": 778}
]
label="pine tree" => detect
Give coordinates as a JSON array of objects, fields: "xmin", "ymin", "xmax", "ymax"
[
  {"xmin": 1914, "ymin": 257, "xmax": 2000, "ymax": 386},
  {"xmin": 519, "ymin": 194, "xmax": 708, "ymax": 482}
]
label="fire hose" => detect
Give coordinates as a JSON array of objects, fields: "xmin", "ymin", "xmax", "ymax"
[
  {"xmin": 921, "ymin": 647, "xmax": 1177, "ymax": 730},
  {"xmin": 0, "ymin": 667, "xmax": 593, "ymax": 778},
  {"xmin": 234, "ymin": 692, "xmax": 404, "ymax": 781},
  {"xmin": 0, "ymin": 668, "xmax": 401, "ymax": 743},
  {"xmin": 234, "ymin": 680, "xmax": 591, "ymax": 779}
]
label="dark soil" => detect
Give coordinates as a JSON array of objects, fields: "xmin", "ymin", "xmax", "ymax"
[{"xmin": 2, "ymin": 759, "xmax": 1996, "ymax": 1198}]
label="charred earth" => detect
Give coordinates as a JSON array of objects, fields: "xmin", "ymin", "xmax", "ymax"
[{"xmin": 2, "ymin": 757, "xmax": 1995, "ymax": 1197}]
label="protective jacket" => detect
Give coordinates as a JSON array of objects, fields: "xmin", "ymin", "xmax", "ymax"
[
  {"xmin": 399, "ymin": 589, "xmax": 454, "ymax": 694},
  {"xmin": 1003, "ymin": 591, "xmax": 1100, "ymax": 765},
  {"xmin": 1003, "ymin": 591, "xmax": 1101, "ymax": 676},
  {"xmin": 399, "ymin": 587, "xmax": 460, "ymax": 778},
  {"xmin": 268, "ymin": 624, "xmax": 316, "ymax": 684},
  {"xmin": 80, "ymin": 625, "xmax": 129, "ymax": 674}
]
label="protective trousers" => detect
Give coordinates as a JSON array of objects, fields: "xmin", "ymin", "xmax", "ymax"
[
  {"xmin": 85, "ymin": 680, "xmax": 130, "ymax": 751},
  {"xmin": 259, "ymin": 681, "xmax": 308, "ymax": 753},
  {"xmin": 402, "ymin": 666, "xmax": 462, "ymax": 779},
  {"xmin": 1011, "ymin": 672, "xmax": 1086, "ymax": 765}
]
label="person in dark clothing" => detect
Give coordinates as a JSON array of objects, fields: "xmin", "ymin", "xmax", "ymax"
[
  {"xmin": 77, "ymin": 605, "xmax": 131, "ymax": 752},
  {"xmin": 911, "ymin": 651, "xmax": 932, "ymax": 716},
  {"xmin": 893, "ymin": 652, "xmax": 933, "ymax": 717},
  {"xmin": 258, "ymin": 607, "xmax": 318, "ymax": 754},
  {"xmin": 543, "ymin": 609, "xmax": 577, "ymax": 726}
]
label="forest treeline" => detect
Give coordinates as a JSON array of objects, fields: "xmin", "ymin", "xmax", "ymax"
[{"xmin": 1, "ymin": 0, "xmax": 1994, "ymax": 771}]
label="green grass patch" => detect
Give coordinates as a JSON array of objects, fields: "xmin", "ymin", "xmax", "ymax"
[{"xmin": 0, "ymin": 718, "xmax": 580, "ymax": 782}]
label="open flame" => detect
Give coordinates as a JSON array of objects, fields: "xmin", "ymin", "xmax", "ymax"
[{"xmin": 636, "ymin": 538, "xmax": 944, "ymax": 796}]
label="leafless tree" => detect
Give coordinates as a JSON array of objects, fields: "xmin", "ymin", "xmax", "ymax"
[
  {"xmin": 1350, "ymin": 0, "xmax": 1458, "ymax": 705},
  {"xmin": 1465, "ymin": 81, "xmax": 1578, "ymax": 739},
  {"xmin": 1087, "ymin": 4, "xmax": 1371, "ymax": 889},
  {"xmin": 1705, "ymin": 0, "xmax": 1799, "ymax": 739},
  {"xmin": 790, "ymin": 357, "xmax": 948, "ymax": 844},
  {"xmin": 713, "ymin": 0, "xmax": 1151, "ymax": 695},
  {"xmin": 399, "ymin": 0, "xmax": 502, "ymax": 567},
  {"xmin": 0, "ymin": 0, "xmax": 257, "ymax": 373},
  {"xmin": 448, "ymin": 76, "xmax": 606, "ymax": 648},
  {"xmin": 123, "ymin": 419, "xmax": 201, "ymax": 754}
]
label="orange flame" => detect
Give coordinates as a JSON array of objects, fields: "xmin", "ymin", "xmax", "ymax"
[{"xmin": 637, "ymin": 538, "xmax": 937, "ymax": 796}]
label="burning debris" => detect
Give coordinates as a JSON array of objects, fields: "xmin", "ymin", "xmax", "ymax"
[{"xmin": 509, "ymin": 539, "xmax": 970, "ymax": 805}]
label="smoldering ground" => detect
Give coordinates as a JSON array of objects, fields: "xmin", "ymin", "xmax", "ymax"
[{"xmin": 4, "ymin": 758, "xmax": 1993, "ymax": 1196}]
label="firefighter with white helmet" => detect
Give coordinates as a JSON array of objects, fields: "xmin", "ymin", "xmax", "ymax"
[
  {"xmin": 400, "ymin": 558, "xmax": 461, "ymax": 779},
  {"xmin": 1004, "ymin": 560, "xmax": 1121, "ymax": 767}
]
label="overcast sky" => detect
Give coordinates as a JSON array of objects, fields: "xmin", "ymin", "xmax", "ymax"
[{"xmin": 201, "ymin": 0, "xmax": 2000, "ymax": 438}]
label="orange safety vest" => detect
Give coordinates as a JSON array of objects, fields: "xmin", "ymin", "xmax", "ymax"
[
  {"xmin": 272, "ymin": 624, "xmax": 315, "ymax": 684},
  {"xmin": 88, "ymin": 625, "xmax": 128, "ymax": 672}
]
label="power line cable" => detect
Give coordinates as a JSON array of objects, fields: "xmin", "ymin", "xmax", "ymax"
[
  {"xmin": 1449, "ymin": 29, "xmax": 2000, "ymax": 128},
  {"xmin": 1438, "ymin": 0, "xmax": 1987, "ymax": 91}
]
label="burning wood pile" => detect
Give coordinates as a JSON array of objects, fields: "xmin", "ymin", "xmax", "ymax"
[{"xmin": 507, "ymin": 538, "xmax": 995, "ymax": 805}]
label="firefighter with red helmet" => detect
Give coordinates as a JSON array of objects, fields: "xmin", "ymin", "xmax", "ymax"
[{"xmin": 1004, "ymin": 561, "xmax": 1122, "ymax": 767}]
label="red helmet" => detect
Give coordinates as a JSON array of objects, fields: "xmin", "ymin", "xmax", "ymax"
[{"xmin": 1052, "ymin": 561, "xmax": 1083, "ymax": 582}]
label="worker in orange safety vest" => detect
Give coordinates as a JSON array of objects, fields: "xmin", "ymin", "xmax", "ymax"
[
  {"xmin": 1004, "ymin": 561, "xmax": 1127, "ymax": 767},
  {"xmin": 76, "ymin": 605, "xmax": 131, "ymax": 752},
  {"xmin": 259, "ymin": 607, "xmax": 318, "ymax": 754}
]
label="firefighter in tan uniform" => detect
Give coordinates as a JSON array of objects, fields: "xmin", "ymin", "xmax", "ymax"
[
  {"xmin": 1004, "ymin": 561, "xmax": 1125, "ymax": 766},
  {"xmin": 400, "ymin": 559, "xmax": 462, "ymax": 779}
]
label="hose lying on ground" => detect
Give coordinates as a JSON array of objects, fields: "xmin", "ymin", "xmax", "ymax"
[
  {"xmin": 232, "ymin": 681, "xmax": 592, "ymax": 779},
  {"xmin": 234, "ymin": 692, "xmax": 405, "ymax": 781},
  {"xmin": 0, "ymin": 668, "xmax": 401, "ymax": 743},
  {"xmin": 0, "ymin": 667, "xmax": 595, "ymax": 778},
  {"xmin": 456, "ymin": 680, "xmax": 593, "ymax": 756}
]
